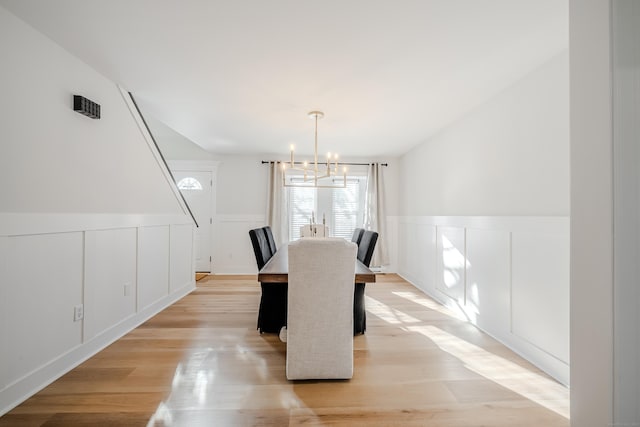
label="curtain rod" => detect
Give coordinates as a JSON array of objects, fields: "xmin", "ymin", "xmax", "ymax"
[{"xmin": 261, "ymin": 161, "xmax": 388, "ymax": 167}]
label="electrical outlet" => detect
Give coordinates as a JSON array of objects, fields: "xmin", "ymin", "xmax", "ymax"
[
  {"xmin": 73, "ymin": 304, "xmax": 84, "ymax": 322},
  {"xmin": 124, "ymin": 282, "xmax": 132, "ymax": 297}
]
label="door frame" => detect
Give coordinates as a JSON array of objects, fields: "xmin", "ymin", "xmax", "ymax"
[{"xmin": 168, "ymin": 160, "xmax": 219, "ymax": 273}]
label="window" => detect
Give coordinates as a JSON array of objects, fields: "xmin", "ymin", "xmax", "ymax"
[
  {"xmin": 332, "ymin": 179, "xmax": 361, "ymax": 239},
  {"xmin": 288, "ymin": 184, "xmax": 316, "ymax": 240},
  {"xmin": 287, "ymin": 176, "xmax": 366, "ymax": 241},
  {"xmin": 177, "ymin": 177, "xmax": 203, "ymax": 190}
]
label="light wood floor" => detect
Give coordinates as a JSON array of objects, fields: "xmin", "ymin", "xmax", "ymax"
[{"xmin": 0, "ymin": 274, "xmax": 569, "ymax": 426}]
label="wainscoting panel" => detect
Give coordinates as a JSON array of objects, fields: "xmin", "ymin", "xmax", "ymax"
[
  {"xmin": 137, "ymin": 226, "xmax": 170, "ymax": 310},
  {"xmin": 84, "ymin": 228, "xmax": 137, "ymax": 342},
  {"xmin": 170, "ymin": 224, "xmax": 195, "ymax": 293},
  {"xmin": 2, "ymin": 232, "xmax": 84, "ymax": 389},
  {"xmin": 397, "ymin": 220, "xmax": 419, "ymax": 285},
  {"xmin": 417, "ymin": 223, "xmax": 438, "ymax": 296},
  {"xmin": 465, "ymin": 228, "xmax": 511, "ymax": 336},
  {"xmin": 396, "ymin": 216, "xmax": 569, "ymax": 384},
  {"xmin": 511, "ymin": 230, "xmax": 570, "ymax": 363},
  {"xmin": 436, "ymin": 226, "xmax": 466, "ymax": 303},
  {"xmin": 396, "ymin": 221, "xmax": 437, "ymax": 295},
  {"xmin": 213, "ymin": 215, "xmax": 265, "ymax": 274}
]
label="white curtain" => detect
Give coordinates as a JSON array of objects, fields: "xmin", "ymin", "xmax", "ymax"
[
  {"xmin": 364, "ymin": 163, "xmax": 389, "ymax": 267},
  {"xmin": 266, "ymin": 162, "xmax": 289, "ymax": 247}
]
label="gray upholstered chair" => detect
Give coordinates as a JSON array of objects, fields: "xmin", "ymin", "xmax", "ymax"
[{"xmin": 286, "ymin": 238, "xmax": 357, "ymax": 380}]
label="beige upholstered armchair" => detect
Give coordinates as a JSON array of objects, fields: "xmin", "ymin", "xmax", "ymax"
[{"xmin": 286, "ymin": 238, "xmax": 357, "ymax": 380}]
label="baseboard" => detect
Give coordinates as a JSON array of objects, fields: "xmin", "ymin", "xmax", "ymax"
[{"xmin": 0, "ymin": 283, "xmax": 195, "ymax": 416}]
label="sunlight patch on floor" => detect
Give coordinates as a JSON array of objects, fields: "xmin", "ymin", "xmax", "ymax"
[
  {"xmin": 392, "ymin": 290, "xmax": 467, "ymax": 321},
  {"xmin": 409, "ymin": 324, "xmax": 570, "ymax": 419},
  {"xmin": 365, "ymin": 294, "xmax": 569, "ymax": 419},
  {"xmin": 365, "ymin": 295, "xmax": 421, "ymax": 324}
]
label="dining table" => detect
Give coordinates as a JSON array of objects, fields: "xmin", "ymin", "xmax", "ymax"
[
  {"xmin": 258, "ymin": 245, "xmax": 377, "ymax": 284},
  {"xmin": 256, "ymin": 243, "xmax": 376, "ymax": 335}
]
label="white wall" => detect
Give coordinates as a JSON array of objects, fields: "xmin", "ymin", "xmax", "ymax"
[
  {"xmin": 396, "ymin": 51, "xmax": 570, "ymax": 384},
  {"xmin": 0, "ymin": 6, "xmax": 195, "ymax": 415},
  {"xmin": 146, "ymin": 115, "xmax": 217, "ymax": 161},
  {"xmin": 569, "ymin": 1, "xmax": 614, "ymax": 425},
  {"xmin": 399, "ymin": 51, "xmax": 569, "ymax": 217},
  {"xmin": 0, "ymin": 9, "xmax": 181, "ymax": 215},
  {"xmin": 612, "ymin": 0, "xmax": 640, "ymax": 424}
]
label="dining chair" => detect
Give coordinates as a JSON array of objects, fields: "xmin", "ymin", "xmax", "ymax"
[
  {"xmin": 286, "ymin": 238, "xmax": 357, "ymax": 380},
  {"xmin": 249, "ymin": 228, "xmax": 272, "ymax": 269},
  {"xmin": 351, "ymin": 228, "xmax": 365, "ymax": 246},
  {"xmin": 354, "ymin": 230, "xmax": 378, "ymax": 334},
  {"xmin": 250, "ymin": 227, "xmax": 287, "ymax": 333},
  {"xmin": 262, "ymin": 226, "xmax": 277, "ymax": 255},
  {"xmin": 357, "ymin": 230, "xmax": 379, "ymax": 268}
]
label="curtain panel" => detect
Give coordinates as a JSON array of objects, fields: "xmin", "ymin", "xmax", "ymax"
[
  {"xmin": 266, "ymin": 161, "xmax": 289, "ymax": 247},
  {"xmin": 364, "ymin": 163, "xmax": 389, "ymax": 267}
]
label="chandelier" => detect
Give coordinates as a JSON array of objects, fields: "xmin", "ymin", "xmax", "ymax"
[{"xmin": 282, "ymin": 111, "xmax": 347, "ymax": 188}]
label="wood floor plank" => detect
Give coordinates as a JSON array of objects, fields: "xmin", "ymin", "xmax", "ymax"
[{"xmin": 0, "ymin": 274, "xmax": 569, "ymax": 426}]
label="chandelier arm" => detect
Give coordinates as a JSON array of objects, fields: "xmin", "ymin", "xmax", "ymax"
[{"xmin": 281, "ymin": 111, "xmax": 358, "ymax": 188}]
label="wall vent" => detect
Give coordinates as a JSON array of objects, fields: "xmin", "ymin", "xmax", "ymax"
[{"xmin": 73, "ymin": 95, "xmax": 101, "ymax": 119}]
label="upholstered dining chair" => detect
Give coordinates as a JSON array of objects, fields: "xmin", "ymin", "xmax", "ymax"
[
  {"xmin": 286, "ymin": 238, "xmax": 357, "ymax": 380},
  {"xmin": 262, "ymin": 226, "xmax": 277, "ymax": 255},
  {"xmin": 354, "ymin": 230, "xmax": 378, "ymax": 334},
  {"xmin": 357, "ymin": 230, "xmax": 379, "ymax": 268},
  {"xmin": 250, "ymin": 227, "xmax": 287, "ymax": 333},
  {"xmin": 249, "ymin": 228, "xmax": 272, "ymax": 270},
  {"xmin": 351, "ymin": 228, "xmax": 365, "ymax": 246}
]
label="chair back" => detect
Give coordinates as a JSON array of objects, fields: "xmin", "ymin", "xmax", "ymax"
[
  {"xmin": 300, "ymin": 224, "xmax": 329, "ymax": 238},
  {"xmin": 351, "ymin": 228, "xmax": 365, "ymax": 245},
  {"xmin": 262, "ymin": 226, "xmax": 277, "ymax": 254},
  {"xmin": 357, "ymin": 230, "xmax": 379, "ymax": 267},
  {"xmin": 249, "ymin": 228, "xmax": 272, "ymax": 270},
  {"xmin": 286, "ymin": 238, "xmax": 356, "ymax": 380}
]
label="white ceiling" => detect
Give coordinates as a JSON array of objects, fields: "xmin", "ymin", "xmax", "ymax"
[{"xmin": 1, "ymin": 0, "xmax": 567, "ymax": 158}]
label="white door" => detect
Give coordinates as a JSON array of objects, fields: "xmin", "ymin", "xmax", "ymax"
[{"xmin": 173, "ymin": 170, "xmax": 212, "ymax": 272}]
